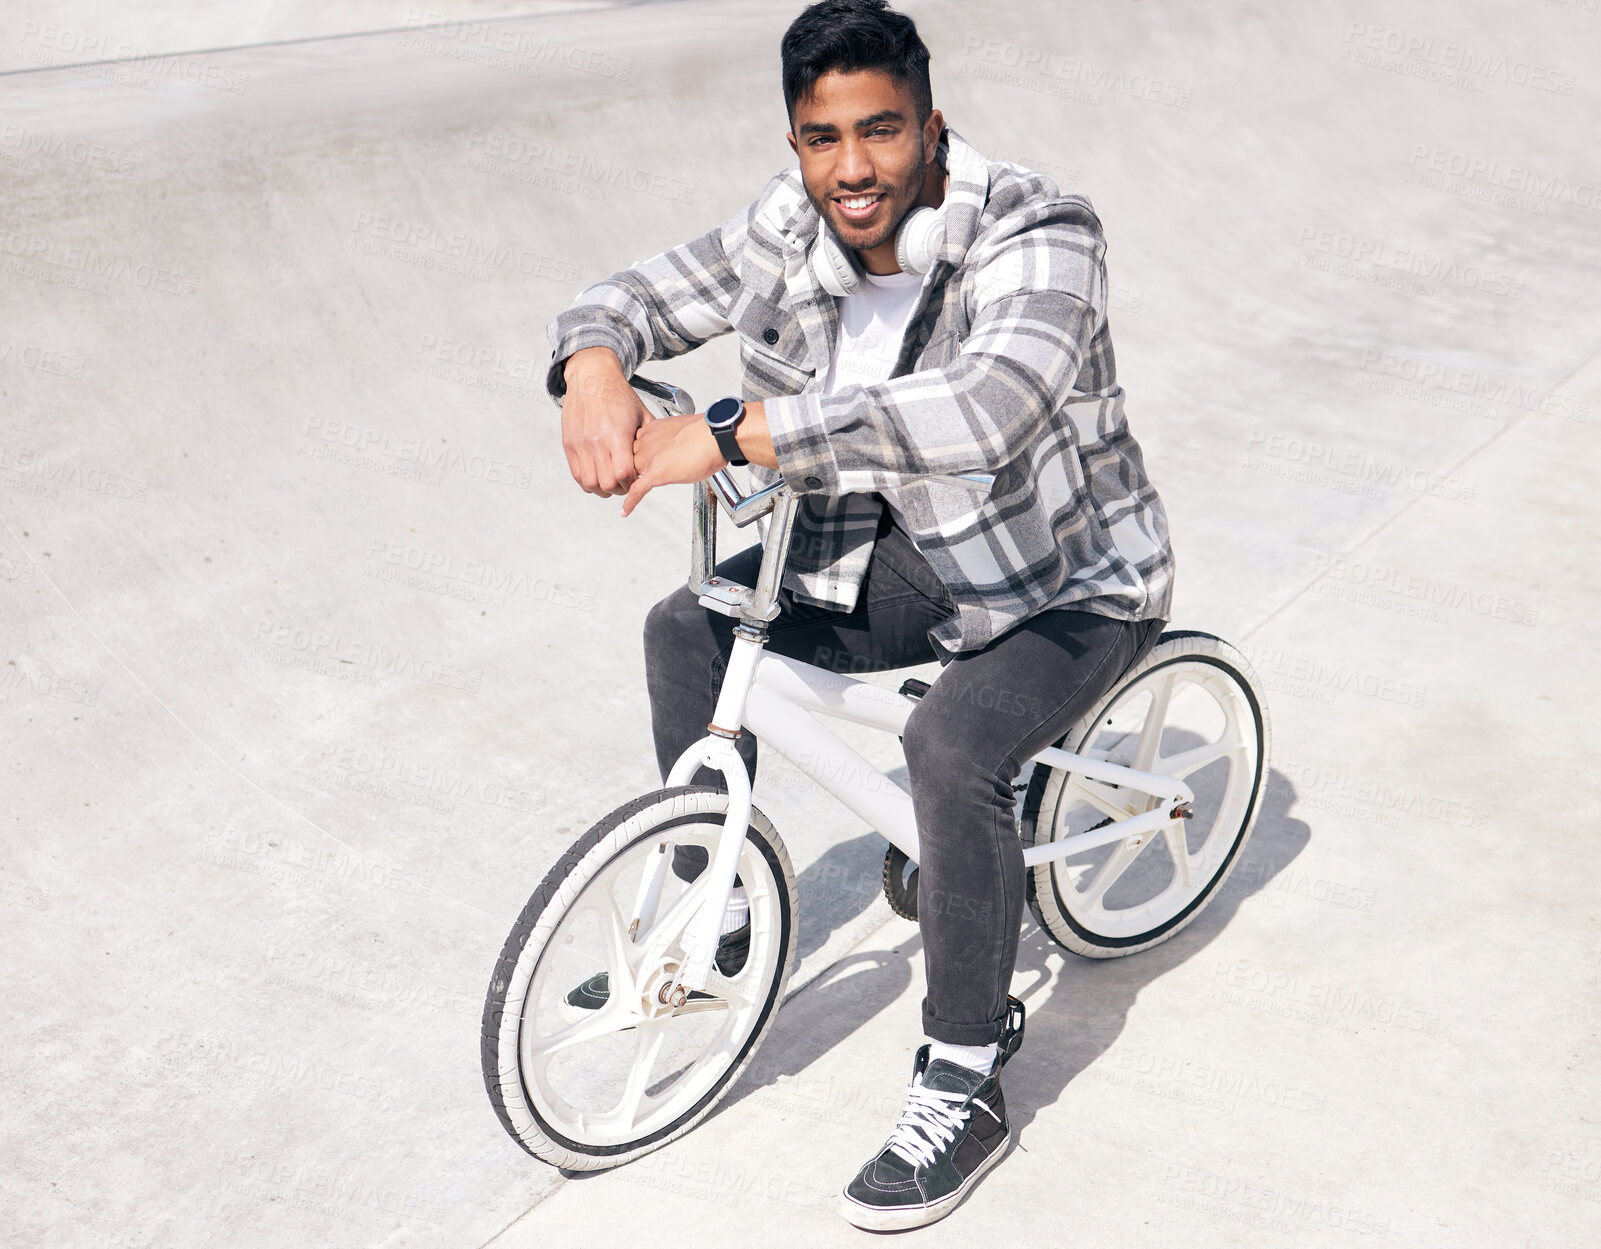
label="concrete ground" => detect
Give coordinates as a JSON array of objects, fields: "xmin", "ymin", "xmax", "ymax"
[{"xmin": 1, "ymin": 0, "xmax": 1597, "ymax": 1245}]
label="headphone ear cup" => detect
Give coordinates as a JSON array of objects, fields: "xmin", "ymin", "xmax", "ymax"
[
  {"xmin": 893, "ymin": 206, "xmax": 946, "ymax": 276},
  {"xmin": 812, "ymin": 228, "xmax": 861, "ymax": 297}
]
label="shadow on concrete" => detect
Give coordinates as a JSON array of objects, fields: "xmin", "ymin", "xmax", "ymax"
[
  {"xmin": 712, "ymin": 765, "xmax": 1308, "ymax": 1130},
  {"xmin": 789, "ymin": 829, "xmax": 895, "ymax": 965}
]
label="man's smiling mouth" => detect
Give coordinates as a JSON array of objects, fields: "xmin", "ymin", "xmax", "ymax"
[{"xmin": 834, "ymin": 192, "xmax": 887, "ymax": 222}]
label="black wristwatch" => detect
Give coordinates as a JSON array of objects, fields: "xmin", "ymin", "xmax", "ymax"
[{"xmin": 705, "ymin": 396, "xmax": 748, "ymax": 467}]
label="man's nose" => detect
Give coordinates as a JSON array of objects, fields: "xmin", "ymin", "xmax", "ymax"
[{"xmin": 833, "ymin": 138, "xmax": 876, "ymax": 190}]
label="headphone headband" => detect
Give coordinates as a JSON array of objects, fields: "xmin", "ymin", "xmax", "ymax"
[{"xmin": 812, "ymin": 204, "xmax": 946, "ymax": 297}]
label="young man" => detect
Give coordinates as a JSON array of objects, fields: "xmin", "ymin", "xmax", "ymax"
[{"xmin": 545, "ymin": 0, "xmax": 1173, "ymax": 1229}]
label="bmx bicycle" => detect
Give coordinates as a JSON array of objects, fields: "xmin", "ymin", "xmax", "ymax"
[{"xmin": 481, "ymin": 375, "xmax": 1271, "ymax": 1171}]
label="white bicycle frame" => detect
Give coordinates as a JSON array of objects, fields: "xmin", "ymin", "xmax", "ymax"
[{"xmin": 625, "ymin": 379, "xmax": 1194, "ymax": 1005}]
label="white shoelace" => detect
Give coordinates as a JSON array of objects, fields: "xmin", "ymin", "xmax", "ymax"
[{"xmin": 884, "ymin": 1081, "xmax": 987, "ymax": 1169}]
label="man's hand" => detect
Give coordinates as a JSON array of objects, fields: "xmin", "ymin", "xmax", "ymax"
[
  {"xmin": 621, "ymin": 412, "xmax": 726, "ymax": 518},
  {"xmin": 560, "ymin": 347, "xmax": 649, "ymax": 497}
]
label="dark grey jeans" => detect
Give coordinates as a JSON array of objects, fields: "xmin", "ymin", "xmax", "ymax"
[{"xmin": 643, "ymin": 503, "xmax": 1163, "ymax": 1046}]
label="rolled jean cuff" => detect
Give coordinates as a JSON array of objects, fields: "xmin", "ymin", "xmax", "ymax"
[{"xmin": 922, "ymin": 999, "xmax": 1007, "ymax": 1046}]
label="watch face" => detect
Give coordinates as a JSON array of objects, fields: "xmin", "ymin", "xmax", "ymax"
[{"xmin": 707, "ymin": 396, "xmax": 743, "ymax": 428}]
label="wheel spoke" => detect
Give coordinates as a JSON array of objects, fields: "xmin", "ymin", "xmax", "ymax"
[
  {"xmin": 598, "ymin": 893, "xmax": 642, "ymax": 984},
  {"xmin": 1160, "ymin": 821, "xmax": 1193, "ymax": 890},
  {"xmin": 1131, "ymin": 673, "xmax": 1175, "ymax": 772},
  {"xmin": 1159, "ymin": 737, "xmax": 1242, "ymax": 779},
  {"xmin": 636, "ymin": 873, "xmax": 711, "ymax": 963},
  {"xmin": 525, "ymin": 1001, "xmax": 640, "ymax": 1061},
  {"xmin": 1076, "ymin": 836, "xmax": 1151, "ymax": 911},
  {"xmin": 594, "ymin": 1018, "xmax": 670, "ymax": 1131},
  {"xmin": 706, "ymin": 978, "xmax": 753, "ymax": 1016},
  {"xmin": 1065, "ymin": 776, "xmax": 1141, "ymax": 821}
]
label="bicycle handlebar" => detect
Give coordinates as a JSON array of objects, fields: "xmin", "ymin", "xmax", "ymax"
[{"xmin": 629, "ymin": 374, "xmax": 993, "ymax": 625}]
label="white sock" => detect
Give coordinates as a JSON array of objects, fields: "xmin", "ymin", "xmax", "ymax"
[
  {"xmin": 719, "ymin": 886, "xmax": 749, "ymax": 935},
  {"xmin": 927, "ymin": 1039, "xmax": 998, "ymax": 1074}
]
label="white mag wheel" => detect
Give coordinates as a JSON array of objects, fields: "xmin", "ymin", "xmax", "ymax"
[
  {"xmin": 480, "ymin": 786, "xmax": 798, "ymax": 1170},
  {"xmin": 1020, "ymin": 631, "xmax": 1271, "ymax": 958}
]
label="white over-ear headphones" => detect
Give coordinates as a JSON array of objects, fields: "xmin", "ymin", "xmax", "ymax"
[{"xmin": 811, "ymin": 204, "xmax": 946, "ymax": 298}]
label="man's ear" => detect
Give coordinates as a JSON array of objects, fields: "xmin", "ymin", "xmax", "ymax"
[
  {"xmin": 923, "ymin": 108, "xmax": 944, "ymax": 160},
  {"xmin": 786, "ymin": 130, "xmax": 798, "ymax": 157}
]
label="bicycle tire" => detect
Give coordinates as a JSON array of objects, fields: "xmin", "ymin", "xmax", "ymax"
[
  {"xmin": 481, "ymin": 785, "xmax": 797, "ymax": 1170},
  {"xmin": 1020, "ymin": 630, "xmax": 1270, "ymax": 958}
]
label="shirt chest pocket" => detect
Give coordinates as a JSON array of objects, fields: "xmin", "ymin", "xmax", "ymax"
[{"xmin": 731, "ymin": 294, "xmax": 811, "ymax": 374}]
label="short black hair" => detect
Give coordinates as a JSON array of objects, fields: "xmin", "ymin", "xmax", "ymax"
[{"xmin": 781, "ymin": 0, "xmax": 933, "ymax": 129}]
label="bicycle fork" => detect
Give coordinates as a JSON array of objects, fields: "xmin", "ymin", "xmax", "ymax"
[{"xmin": 633, "ymin": 622, "xmax": 770, "ymax": 1001}]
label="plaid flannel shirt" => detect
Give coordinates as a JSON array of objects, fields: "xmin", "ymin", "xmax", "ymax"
[{"xmin": 546, "ymin": 125, "xmax": 1174, "ymax": 655}]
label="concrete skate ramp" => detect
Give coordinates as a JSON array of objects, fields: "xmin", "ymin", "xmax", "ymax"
[
  {"xmin": 0, "ymin": 1, "xmax": 638, "ymax": 71},
  {"xmin": 2, "ymin": 1, "xmax": 1598, "ymax": 1245}
]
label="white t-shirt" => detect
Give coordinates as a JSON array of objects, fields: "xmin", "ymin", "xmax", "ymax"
[{"xmin": 820, "ymin": 267, "xmax": 925, "ymax": 533}]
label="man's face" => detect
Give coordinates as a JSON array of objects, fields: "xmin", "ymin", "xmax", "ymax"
[{"xmin": 787, "ymin": 68, "xmax": 943, "ymax": 257}]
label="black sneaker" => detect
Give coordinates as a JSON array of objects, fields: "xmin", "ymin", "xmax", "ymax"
[
  {"xmin": 839, "ymin": 1046, "xmax": 1010, "ymax": 1231},
  {"xmin": 561, "ymin": 919, "xmax": 751, "ymax": 1016}
]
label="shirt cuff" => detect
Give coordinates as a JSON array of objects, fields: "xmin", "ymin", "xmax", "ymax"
[
  {"xmin": 763, "ymin": 391, "xmax": 841, "ymax": 495},
  {"xmin": 544, "ymin": 321, "xmax": 641, "ymax": 404}
]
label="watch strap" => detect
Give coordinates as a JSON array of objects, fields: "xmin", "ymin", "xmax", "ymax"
[{"xmin": 712, "ymin": 425, "xmax": 747, "ymax": 466}]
